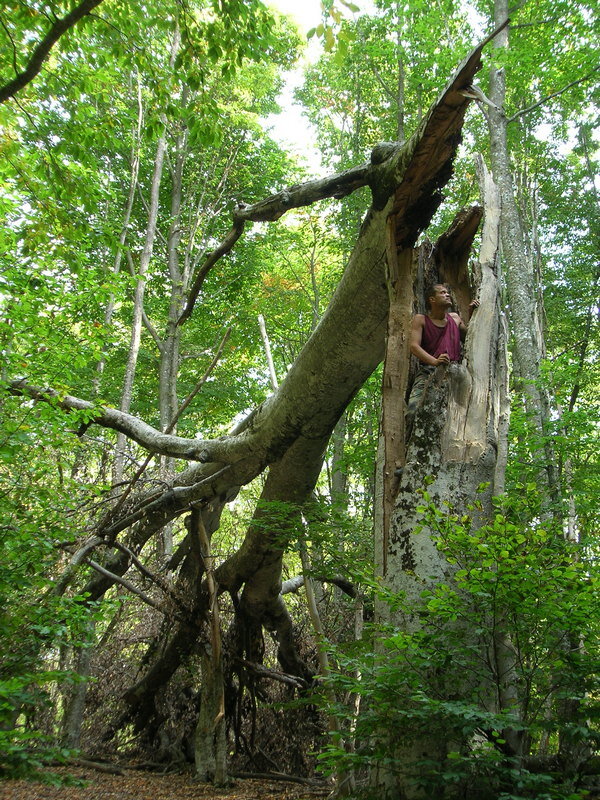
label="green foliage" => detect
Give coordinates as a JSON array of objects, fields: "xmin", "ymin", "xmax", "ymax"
[
  {"xmin": 315, "ymin": 489, "xmax": 599, "ymax": 798},
  {"xmin": 0, "ymin": 674, "xmax": 80, "ymax": 783},
  {"xmin": 0, "ymin": 0, "xmax": 598, "ymax": 785},
  {"xmin": 0, "ymin": 397, "xmax": 101, "ymax": 780}
]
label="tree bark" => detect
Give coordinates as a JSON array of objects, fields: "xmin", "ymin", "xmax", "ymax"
[{"xmin": 61, "ymin": 622, "xmax": 95, "ymax": 749}]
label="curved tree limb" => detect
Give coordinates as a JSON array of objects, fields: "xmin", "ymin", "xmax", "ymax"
[
  {"xmin": 85, "ymin": 558, "xmax": 165, "ymax": 614},
  {"xmin": 9, "ymin": 30, "xmax": 501, "ymax": 595},
  {"xmin": 0, "ymin": 0, "xmax": 106, "ymax": 103},
  {"xmin": 7, "ymin": 380, "xmax": 209, "ymax": 461}
]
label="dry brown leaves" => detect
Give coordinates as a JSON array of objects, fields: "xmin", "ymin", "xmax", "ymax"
[{"xmin": 0, "ymin": 767, "xmax": 329, "ymax": 800}]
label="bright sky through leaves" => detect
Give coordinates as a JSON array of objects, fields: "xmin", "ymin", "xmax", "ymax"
[{"xmin": 264, "ymin": 0, "xmax": 324, "ymax": 170}]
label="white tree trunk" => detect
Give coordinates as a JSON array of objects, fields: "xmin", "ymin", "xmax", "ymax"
[
  {"xmin": 113, "ymin": 30, "xmax": 180, "ymax": 486},
  {"xmin": 113, "ymin": 128, "xmax": 168, "ymax": 485},
  {"xmin": 486, "ymin": 3, "xmax": 559, "ymax": 500}
]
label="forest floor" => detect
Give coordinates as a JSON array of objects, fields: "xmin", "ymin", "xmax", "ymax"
[{"xmin": 0, "ymin": 765, "xmax": 330, "ymax": 800}]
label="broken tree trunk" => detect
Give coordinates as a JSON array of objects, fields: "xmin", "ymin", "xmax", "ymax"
[
  {"xmin": 6, "ymin": 31, "xmax": 505, "ymax": 769},
  {"xmin": 374, "ymin": 157, "xmax": 508, "ymax": 799}
]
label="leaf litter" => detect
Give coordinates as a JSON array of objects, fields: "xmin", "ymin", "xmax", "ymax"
[{"xmin": 0, "ymin": 766, "xmax": 329, "ymax": 800}]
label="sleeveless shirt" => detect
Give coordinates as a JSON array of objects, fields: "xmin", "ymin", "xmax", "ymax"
[{"xmin": 422, "ymin": 314, "xmax": 461, "ymax": 361}]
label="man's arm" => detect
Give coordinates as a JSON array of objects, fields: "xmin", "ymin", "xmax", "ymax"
[
  {"xmin": 452, "ymin": 300, "xmax": 479, "ymax": 340},
  {"xmin": 410, "ymin": 314, "xmax": 449, "ymax": 366},
  {"xmin": 450, "ymin": 312, "xmax": 467, "ymax": 340}
]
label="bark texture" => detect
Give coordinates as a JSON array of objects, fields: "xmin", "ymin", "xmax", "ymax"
[{"xmin": 487, "ymin": 6, "xmax": 559, "ymax": 500}]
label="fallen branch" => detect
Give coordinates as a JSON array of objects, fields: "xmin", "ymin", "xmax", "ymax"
[
  {"xmin": 76, "ymin": 758, "xmax": 124, "ymax": 775},
  {"xmin": 232, "ymin": 770, "xmax": 326, "ymax": 786},
  {"xmin": 234, "ymin": 657, "xmax": 309, "ymax": 689}
]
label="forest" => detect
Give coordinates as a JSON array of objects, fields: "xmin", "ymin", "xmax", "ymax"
[{"xmin": 0, "ymin": 0, "xmax": 598, "ymax": 799}]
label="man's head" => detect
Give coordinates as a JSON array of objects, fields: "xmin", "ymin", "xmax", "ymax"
[{"xmin": 425, "ymin": 283, "xmax": 452, "ymax": 310}]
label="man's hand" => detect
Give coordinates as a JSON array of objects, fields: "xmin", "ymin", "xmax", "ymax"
[
  {"xmin": 435, "ymin": 352, "xmax": 450, "ymax": 365},
  {"xmin": 468, "ymin": 299, "xmax": 480, "ymax": 316}
]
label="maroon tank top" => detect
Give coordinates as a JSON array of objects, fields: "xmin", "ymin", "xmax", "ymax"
[{"xmin": 422, "ymin": 314, "xmax": 461, "ymax": 361}]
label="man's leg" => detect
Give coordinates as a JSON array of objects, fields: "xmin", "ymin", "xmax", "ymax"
[{"xmin": 405, "ymin": 366, "xmax": 434, "ymax": 441}]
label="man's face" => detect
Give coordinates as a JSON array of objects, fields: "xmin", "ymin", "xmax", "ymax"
[{"xmin": 431, "ymin": 285, "xmax": 452, "ymax": 308}]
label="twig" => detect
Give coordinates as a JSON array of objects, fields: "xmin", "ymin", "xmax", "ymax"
[
  {"xmin": 507, "ymin": 66, "xmax": 600, "ymax": 123},
  {"xmin": 50, "ymin": 535, "xmax": 105, "ymax": 596},
  {"xmin": 0, "ymin": 16, "xmax": 19, "ymax": 74},
  {"xmin": 85, "ymin": 558, "xmax": 165, "ymax": 613},
  {"xmin": 511, "ymin": 17, "xmax": 559, "ymax": 29}
]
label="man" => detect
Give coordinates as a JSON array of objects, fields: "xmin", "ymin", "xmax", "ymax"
[{"xmin": 405, "ymin": 283, "xmax": 477, "ymax": 436}]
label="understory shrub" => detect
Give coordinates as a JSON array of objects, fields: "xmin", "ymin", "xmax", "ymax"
[{"xmin": 316, "ymin": 488, "xmax": 599, "ymax": 799}]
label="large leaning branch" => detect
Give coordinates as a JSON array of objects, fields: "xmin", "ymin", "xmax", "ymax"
[{"xmin": 8, "ymin": 28, "xmax": 505, "ymax": 553}]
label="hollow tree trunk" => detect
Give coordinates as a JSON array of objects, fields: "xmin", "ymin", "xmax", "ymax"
[{"xmin": 374, "ymin": 158, "xmax": 508, "ymax": 798}]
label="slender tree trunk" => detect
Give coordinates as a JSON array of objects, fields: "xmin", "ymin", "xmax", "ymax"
[
  {"xmin": 330, "ymin": 412, "xmax": 348, "ymax": 507},
  {"xmin": 195, "ymin": 652, "xmax": 227, "ymax": 784},
  {"xmin": 395, "ymin": 1, "xmax": 405, "ymax": 144},
  {"xmin": 301, "ymin": 539, "xmax": 356, "ymax": 797},
  {"xmin": 113, "ymin": 129, "xmax": 168, "ymax": 485},
  {"xmin": 95, "ymin": 75, "xmax": 143, "ymax": 390},
  {"xmin": 113, "ymin": 30, "xmax": 180, "ymax": 486},
  {"xmin": 192, "ymin": 509, "xmax": 227, "ymax": 785},
  {"xmin": 61, "ymin": 622, "xmax": 95, "ymax": 748},
  {"xmin": 485, "ymin": 11, "xmax": 593, "ymax": 772},
  {"xmin": 486, "ymin": 4, "xmax": 559, "ymax": 501},
  {"xmin": 157, "ymin": 111, "xmax": 189, "ymax": 562}
]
